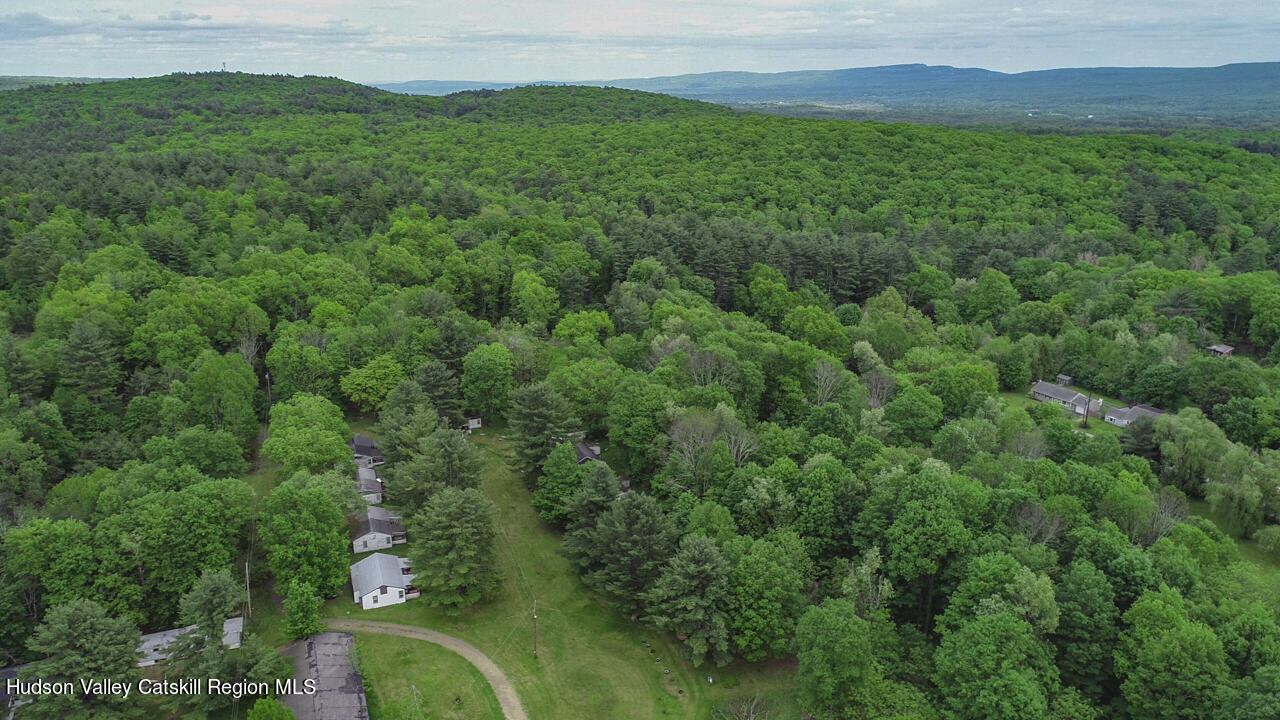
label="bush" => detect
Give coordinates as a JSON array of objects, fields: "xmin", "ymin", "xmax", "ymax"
[{"xmin": 1254, "ymin": 525, "xmax": 1280, "ymax": 556}]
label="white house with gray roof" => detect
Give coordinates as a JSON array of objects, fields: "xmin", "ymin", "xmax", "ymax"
[
  {"xmin": 1104, "ymin": 404, "xmax": 1165, "ymax": 428},
  {"xmin": 350, "ymin": 553, "xmax": 416, "ymax": 610},
  {"xmin": 355, "ymin": 467, "xmax": 383, "ymax": 504},
  {"xmin": 137, "ymin": 616, "xmax": 244, "ymax": 667},
  {"xmin": 351, "ymin": 509, "xmax": 407, "ymax": 553},
  {"xmin": 1030, "ymin": 380, "xmax": 1101, "ymax": 417}
]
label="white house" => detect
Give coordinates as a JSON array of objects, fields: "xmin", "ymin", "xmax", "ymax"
[
  {"xmin": 1104, "ymin": 405, "xmax": 1165, "ymax": 428},
  {"xmin": 137, "ymin": 616, "xmax": 244, "ymax": 667},
  {"xmin": 351, "ymin": 510, "xmax": 407, "ymax": 553},
  {"xmin": 350, "ymin": 553, "xmax": 417, "ymax": 610},
  {"xmin": 356, "ymin": 467, "xmax": 383, "ymax": 504},
  {"xmin": 1030, "ymin": 380, "xmax": 1101, "ymax": 417}
]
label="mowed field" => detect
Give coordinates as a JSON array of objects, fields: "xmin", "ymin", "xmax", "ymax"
[
  {"xmin": 356, "ymin": 632, "xmax": 506, "ymax": 720},
  {"xmin": 322, "ymin": 427, "xmax": 800, "ymax": 720}
]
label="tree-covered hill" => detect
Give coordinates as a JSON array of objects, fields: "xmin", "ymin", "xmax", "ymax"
[
  {"xmin": 0, "ymin": 72, "xmax": 732, "ymax": 154},
  {"xmin": 3, "ymin": 72, "xmax": 1280, "ymax": 720}
]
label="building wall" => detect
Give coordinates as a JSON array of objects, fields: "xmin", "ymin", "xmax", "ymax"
[
  {"xmin": 361, "ymin": 491, "xmax": 383, "ymax": 504},
  {"xmin": 352, "ymin": 532, "xmax": 392, "ymax": 553},
  {"xmin": 358, "ymin": 587, "xmax": 407, "ymax": 610}
]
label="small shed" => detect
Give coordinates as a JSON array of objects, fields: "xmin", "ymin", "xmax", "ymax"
[
  {"xmin": 1055, "ymin": 373, "xmax": 1074, "ymax": 386},
  {"xmin": 1208, "ymin": 344, "xmax": 1234, "ymax": 357}
]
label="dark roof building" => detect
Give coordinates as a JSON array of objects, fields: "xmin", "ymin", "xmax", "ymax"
[
  {"xmin": 353, "ymin": 516, "xmax": 406, "ymax": 542},
  {"xmin": 349, "ymin": 435, "xmax": 381, "ymax": 457},
  {"xmin": 1208, "ymin": 344, "xmax": 1235, "ymax": 357},
  {"xmin": 1, "ymin": 664, "xmax": 27, "ymax": 711},
  {"xmin": 281, "ymin": 632, "xmax": 370, "ymax": 720},
  {"xmin": 575, "ymin": 443, "xmax": 602, "ymax": 464}
]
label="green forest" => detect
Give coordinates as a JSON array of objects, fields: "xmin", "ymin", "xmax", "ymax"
[{"xmin": 2, "ymin": 72, "xmax": 1280, "ymax": 720}]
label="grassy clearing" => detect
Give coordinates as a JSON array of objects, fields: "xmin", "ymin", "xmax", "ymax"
[
  {"xmin": 355, "ymin": 633, "xmax": 505, "ymax": 720},
  {"xmin": 1187, "ymin": 498, "xmax": 1280, "ymax": 596},
  {"xmin": 322, "ymin": 427, "xmax": 800, "ymax": 720}
]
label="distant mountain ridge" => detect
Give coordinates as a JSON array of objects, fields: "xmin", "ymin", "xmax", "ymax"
[{"xmin": 373, "ymin": 62, "xmax": 1280, "ymax": 126}]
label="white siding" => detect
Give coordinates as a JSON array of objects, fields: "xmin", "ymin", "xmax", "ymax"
[
  {"xmin": 352, "ymin": 532, "xmax": 393, "ymax": 553},
  {"xmin": 357, "ymin": 587, "xmax": 407, "ymax": 610}
]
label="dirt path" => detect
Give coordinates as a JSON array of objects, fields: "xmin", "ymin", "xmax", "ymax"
[{"xmin": 327, "ymin": 618, "xmax": 528, "ymax": 720}]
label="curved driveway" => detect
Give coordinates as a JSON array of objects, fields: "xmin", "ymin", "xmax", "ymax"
[{"xmin": 327, "ymin": 618, "xmax": 528, "ymax": 720}]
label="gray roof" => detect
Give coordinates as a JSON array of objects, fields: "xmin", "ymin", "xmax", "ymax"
[
  {"xmin": 356, "ymin": 468, "xmax": 381, "ymax": 494},
  {"xmin": 1208, "ymin": 344, "xmax": 1234, "ymax": 353},
  {"xmin": 1107, "ymin": 405, "xmax": 1165, "ymax": 423},
  {"xmin": 349, "ymin": 435, "xmax": 381, "ymax": 455},
  {"xmin": 350, "ymin": 553, "xmax": 409, "ymax": 597},
  {"xmin": 575, "ymin": 443, "xmax": 601, "ymax": 463},
  {"xmin": 365, "ymin": 506, "xmax": 400, "ymax": 522},
  {"xmin": 282, "ymin": 632, "xmax": 369, "ymax": 720},
  {"xmin": 353, "ymin": 515, "xmax": 406, "ymax": 540},
  {"xmin": 1031, "ymin": 380, "xmax": 1087, "ymax": 405}
]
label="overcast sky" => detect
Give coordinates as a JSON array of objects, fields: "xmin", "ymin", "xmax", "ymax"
[{"xmin": 1, "ymin": 1, "xmax": 1275, "ymax": 82}]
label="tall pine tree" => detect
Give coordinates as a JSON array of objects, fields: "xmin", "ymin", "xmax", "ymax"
[
  {"xmin": 507, "ymin": 381, "xmax": 580, "ymax": 480},
  {"xmin": 644, "ymin": 534, "xmax": 732, "ymax": 667},
  {"xmin": 408, "ymin": 487, "xmax": 499, "ymax": 611},
  {"xmin": 582, "ymin": 492, "xmax": 677, "ymax": 618}
]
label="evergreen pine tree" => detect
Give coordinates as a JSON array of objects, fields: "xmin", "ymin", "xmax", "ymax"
[
  {"xmin": 507, "ymin": 381, "xmax": 580, "ymax": 480},
  {"xmin": 583, "ymin": 492, "xmax": 678, "ymax": 617},
  {"xmin": 644, "ymin": 534, "xmax": 732, "ymax": 667},
  {"xmin": 408, "ymin": 487, "xmax": 499, "ymax": 611}
]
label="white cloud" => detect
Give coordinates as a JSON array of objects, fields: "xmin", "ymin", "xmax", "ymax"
[{"xmin": 0, "ymin": 0, "xmax": 1274, "ymax": 81}]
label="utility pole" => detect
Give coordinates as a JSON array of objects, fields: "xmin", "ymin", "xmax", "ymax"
[
  {"xmin": 245, "ymin": 559, "xmax": 252, "ymax": 618},
  {"xmin": 532, "ymin": 599, "xmax": 538, "ymax": 659}
]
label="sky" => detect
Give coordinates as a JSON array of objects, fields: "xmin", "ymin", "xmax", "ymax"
[{"xmin": 0, "ymin": 1, "xmax": 1276, "ymax": 83}]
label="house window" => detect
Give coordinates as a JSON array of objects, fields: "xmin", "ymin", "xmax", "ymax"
[
  {"xmin": 398, "ymin": 590, "xmax": 404, "ymax": 599},
  {"xmin": 372, "ymin": 595, "xmax": 378, "ymax": 604},
  {"xmin": 362, "ymin": 540, "xmax": 367, "ymax": 549},
  {"xmin": 381, "ymin": 586, "xmax": 388, "ymax": 594}
]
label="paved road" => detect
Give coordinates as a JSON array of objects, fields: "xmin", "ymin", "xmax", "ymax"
[{"xmin": 327, "ymin": 618, "xmax": 528, "ymax": 720}]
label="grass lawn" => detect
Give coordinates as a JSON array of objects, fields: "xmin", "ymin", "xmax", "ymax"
[
  {"xmin": 355, "ymin": 633, "xmax": 505, "ymax": 720},
  {"xmin": 998, "ymin": 390, "xmax": 1124, "ymax": 439},
  {"xmin": 1187, "ymin": 499, "xmax": 1280, "ymax": 596},
  {"xmin": 322, "ymin": 427, "xmax": 800, "ymax": 720}
]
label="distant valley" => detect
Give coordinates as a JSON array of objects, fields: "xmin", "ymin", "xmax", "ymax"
[{"xmin": 373, "ymin": 62, "xmax": 1280, "ymax": 129}]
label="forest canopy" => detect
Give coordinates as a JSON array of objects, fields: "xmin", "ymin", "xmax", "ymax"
[{"xmin": 2, "ymin": 72, "xmax": 1280, "ymax": 719}]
